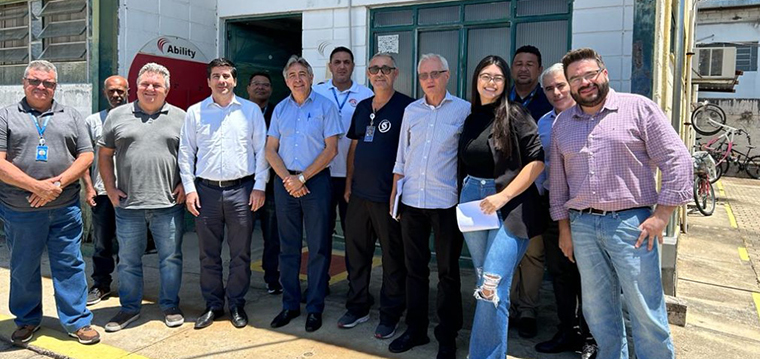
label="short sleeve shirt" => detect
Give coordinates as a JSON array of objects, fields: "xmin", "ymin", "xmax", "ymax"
[
  {"xmin": 347, "ymin": 91, "xmax": 414, "ymax": 202},
  {"xmin": 0, "ymin": 99, "xmax": 92, "ymax": 211},
  {"xmin": 267, "ymin": 91, "xmax": 343, "ymax": 172},
  {"xmin": 84, "ymin": 109, "xmax": 109, "ymax": 195},
  {"xmin": 99, "ymin": 101, "xmax": 185, "ymax": 209}
]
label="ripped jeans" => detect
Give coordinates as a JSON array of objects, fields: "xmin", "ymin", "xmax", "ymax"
[{"xmin": 460, "ymin": 176, "xmax": 529, "ymax": 359}]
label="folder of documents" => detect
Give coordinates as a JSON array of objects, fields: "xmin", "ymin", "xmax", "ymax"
[
  {"xmin": 391, "ymin": 177, "xmax": 406, "ymax": 220},
  {"xmin": 455, "ymin": 200, "xmax": 500, "ymax": 232}
]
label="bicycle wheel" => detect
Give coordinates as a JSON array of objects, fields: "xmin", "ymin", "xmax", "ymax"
[
  {"xmin": 745, "ymin": 155, "xmax": 760, "ymax": 179},
  {"xmin": 693, "ymin": 176, "xmax": 716, "ymax": 216},
  {"xmin": 711, "ymin": 159, "xmax": 729, "ymax": 183},
  {"xmin": 691, "ymin": 104, "xmax": 726, "ymax": 136}
]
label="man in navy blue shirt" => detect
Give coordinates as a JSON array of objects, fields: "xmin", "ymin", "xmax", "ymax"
[{"xmin": 337, "ymin": 53, "xmax": 413, "ymax": 339}]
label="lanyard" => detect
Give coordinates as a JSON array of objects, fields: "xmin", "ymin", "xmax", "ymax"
[
  {"xmin": 510, "ymin": 86, "xmax": 539, "ymax": 108},
  {"xmin": 330, "ymin": 87, "xmax": 350, "ymax": 112},
  {"xmin": 28, "ymin": 113, "xmax": 51, "ymax": 144}
]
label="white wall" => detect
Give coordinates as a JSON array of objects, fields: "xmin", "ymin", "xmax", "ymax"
[
  {"xmin": 571, "ymin": 0, "xmax": 635, "ymax": 92},
  {"xmin": 696, "ymin": 20, "xmax": 760, "ymax": 99},
  {"xmin": 0, "ymin": 84, "xmax": 93, "ymax": 118},
  {"xmin": 117, "ymin": 0, "xmax": 217, "ymax": 77}
]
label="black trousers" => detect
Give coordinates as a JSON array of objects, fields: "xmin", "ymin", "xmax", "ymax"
[
  {"xmin": 542, "ymin": 212, "xmax": 590, "ymax": 337},
  {"xmin": 195, "ymin": 179, "xmax": 254, "ymax": 310},
  {"xmin": 344, "ymin": 195, "xmax": 406, "ymax": 324},
  {"xmin": 329, "ymin": 177, "xmax": 348, "ymax": 236},
  {"xmin": 399, "ymin": 204, "xmax": 463, "ymax": 345},
  {"xmin": 255, "ymin": 190, "xmax": 280, "ymax": 287},
  {"xmin": 91, "ymin": 194, "xmax": 116, "ymax": 288}
]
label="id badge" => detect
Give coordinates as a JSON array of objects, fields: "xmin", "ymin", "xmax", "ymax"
[
  {"xmin": 36, "ymin": 145, "xmax": 49, "ymax": 162},
  {"xmin": 364, "ymin": 126, "xmax": 376, "ymax": 142}
]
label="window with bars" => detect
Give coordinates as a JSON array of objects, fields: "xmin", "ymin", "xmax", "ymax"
[
  {"xmin": 0, "ymin": 0, "xmax": 88, "ymax": 84},
  {"xmin": 370, "ymin": 0, "xmax": 571, "ymax": 99}
]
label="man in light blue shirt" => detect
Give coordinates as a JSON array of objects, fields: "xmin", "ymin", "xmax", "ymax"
[
  {"xmin": 389, "ymin": 54, "xmax": 470, "ymax": 359},
  {"xmin": 313, "ymin": 46, "xmax": 373, "ymax": 237},
  {"xmin": 178, "ymin": 58, "xmax": 269, "ymax": 330},
  {"xmin": 266, "ymin": 55, "xmax": 342, "ymax": 333}
]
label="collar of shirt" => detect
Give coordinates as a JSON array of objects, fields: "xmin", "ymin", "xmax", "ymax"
[
  {"xmin": 570, "ymin": 89, "xmax": 620, "ymax": 120},
  {"xmin": 420, "ymin": 91, "xmax": 453, "ymax": 110},
  {"xmin": 203, "ymin": 95, "xmax": 242, "ymax": 109},
  {"xmin": 324, "ymin": 79, "xmax": 360, "ymax": 94},
  {"xmin": 132, "ymin": 101, "xmax": 170, "ymax": 115},
  {"xmin": 286, "ymin": 89, "xmax": 317, "ymax": 107},
  {"xmin": 18, "ymin": 98, "xmax": 64, "ymax": 115}
]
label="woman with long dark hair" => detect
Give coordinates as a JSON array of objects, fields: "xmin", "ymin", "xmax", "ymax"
[{"xmin": 458, "ymin": 55, "xmax": 547, "ymax": 358}]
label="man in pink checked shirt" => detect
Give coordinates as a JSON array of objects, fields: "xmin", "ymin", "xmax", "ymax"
[{"xmin": 549, "ymin": 48, "xmax": 692, "ymax": 359}]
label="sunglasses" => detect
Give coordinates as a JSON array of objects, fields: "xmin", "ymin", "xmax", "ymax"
[
  {"xmin": 368, "ymin": 66, "xmax": 396, "ymax": 75},
  {"xmin": 25, "ymin": 78, "xmax": 57, "ymax": 89},
  {"xmin": 418, "ymin": 70, "xmax": 448, "ymax": 81}
]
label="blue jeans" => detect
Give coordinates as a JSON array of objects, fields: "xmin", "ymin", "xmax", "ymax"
[
  {"xmin": 569, "ymin": 207, "xmax": 674, "ymax": 359},
  {"xmin": 274, "ymin": 170, "xmax": 332, "ymax": 314},
  {"xmin": 460, "ymin": 176, "xmax": 529, "ymax": 359},
  {"xmin": 114, "ymin": 205, "xmax": 184, "ymax": 312},
  {"xmin": 2, "ymin": 201, "xmax": 93, "ymax": 333}
]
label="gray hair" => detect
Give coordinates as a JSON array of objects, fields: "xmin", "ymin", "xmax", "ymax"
[
  {"xmin": 539, "ymin": 63, "xmax": 565, "ymax": 88},
  {"xmin": 137, "ymin": 62, "xmax": 171, "ymax": 89},
  {"xmin": 370, "ymin": 52, "xmax": 397, "ymax": 68},
  {"xmin": 24, "ymin": 60, "xmax": 58, "ymax": 81},
  {"xmin": 417, "ymin": 53, "xmax": 449, "ymax": 73},
  {"xmin": 282, "ymin": 55, "xmax": 313, "ymax": 78}
]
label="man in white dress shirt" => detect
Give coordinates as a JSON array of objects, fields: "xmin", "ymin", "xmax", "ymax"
[{"xmin": 178, "ymin": 58, "xmax": 269, "ymax": 330}]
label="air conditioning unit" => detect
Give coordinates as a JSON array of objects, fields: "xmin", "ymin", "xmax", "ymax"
[{"xmin": 694, "ymin": 47, "xmax": 737, "ymax": 78}]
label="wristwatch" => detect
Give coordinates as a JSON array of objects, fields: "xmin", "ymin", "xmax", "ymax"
[{"xmin": 298, "ymin": 174, "xmax": 306, "ymax": 184}]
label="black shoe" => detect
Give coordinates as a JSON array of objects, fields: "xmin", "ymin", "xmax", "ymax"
[
  {"xmin": 581, "ymin": 343, "xmax": 598, "ymax": 359},
  {"xmin": 270, "ymin": 309, "xmax": 300, "ymax": 328},
  {"xmin": 86, "ymin": 287, "xmax": 111, "ymax": 306},
  {"xmin": 388, "ymin": 330, "xmax": 430, "ymax": 353},
  {"xmin": 305, "ymin": 313, "xmax": 322, "ymax": 332},
  {"xmin": 194, "ymin": 308, "xmax": 224, "ymax": 330},
  {"xmin": 535, "ymin": 329, "xmax": 583, "ymax": 353},
  {"xmin": 267, "ymin": 282, "xmax": 283, "ymax": 295},
  {"xmin": 230, "ymin": 306, "xmax": 248, "ymax": 328},
  {"xmin": 517, "ymin": 317, "xmax": 537, "ymax": 338},
  {"xmin": 437, "ymin": 344, "xmax": 457, "ymax": 359}
]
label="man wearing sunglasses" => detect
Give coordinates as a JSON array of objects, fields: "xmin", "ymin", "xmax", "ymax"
[
  {"xmin": 337, "ymin": 53, "xmax": 413, "ymax": 339},
  {"xmin": 549, "ymin": 48, "xmax": 691, "ymax": 359},
  {"xmin": 0, "ymin": 60, "xmax": 99, "ymax": 344},
  {"xmin": 313, "ymin": 47, "xmax": 373, "ymax": 243},
  {"xmin": 389, "ymin": 53, "xmax": 470, "ymax": 359}
]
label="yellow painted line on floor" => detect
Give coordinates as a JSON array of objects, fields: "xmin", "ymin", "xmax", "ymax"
[
  {"xmin": 716, "ymin": 180, "xmax": 726, "ymax": 196},
  {"xmin": 0, "ymin": 314, "xmax": 151, "ymax": 359},
  {"xmin": 753, "ymin": 293, "xmax": 760, "ymax": 324},
  {"xmin": 739, "ymin": 247, "xmax": 750, "ymax": 261},
  {"xmin": 725, "ymin": 203, "xmax": 738, "ymax": 228}
]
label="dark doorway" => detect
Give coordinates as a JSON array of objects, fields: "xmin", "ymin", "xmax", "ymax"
[{"xmin": 226, "ymin": 15, "xmax": 302, "ymax": 104}]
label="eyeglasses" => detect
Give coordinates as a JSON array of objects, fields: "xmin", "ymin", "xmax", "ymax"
[
  {"xmin": 368, "ymin": 66, "xmax": 396, "ymax": 75},
  {"xmin": 25, "ymin": 78, "xmax": 56, "ymax": 89},
  {"xmin": 418, "ymin": 70, "xmax": 448, "ymax": 81},
  {"xmin": 251, "ymin": 82, "xmax": 271, "ymax": 88},
  {"xmin": 568, "ymin": 68, "xmax": 604, "ymax": 86},
  {"xmin": 478, "ymin": 73, "xmax": 506, "ymax": 84}
]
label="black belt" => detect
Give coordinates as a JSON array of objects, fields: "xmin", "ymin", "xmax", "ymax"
[
  {"xmin": 572, "ymin": 206, "xmax": 651, "ymax": 216},
  {"xmin": 288, "ymin": 170, "xmax": 303, "ymax": 175},
  {"xmin": 199, "ymin": 175, "xmax": 252, "ymax": 188}
]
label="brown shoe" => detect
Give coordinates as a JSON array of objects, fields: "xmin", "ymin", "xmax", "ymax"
[
  {"xmin": 68, "ymin": 325, "xmax": 100, "ymax": 345},
  {"xmin": 11, "ymin": 324, "xmax": 40, "ymax": 343}
]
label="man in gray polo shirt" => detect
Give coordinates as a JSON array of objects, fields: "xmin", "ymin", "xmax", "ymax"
[
  {"xmin": 98, "ymin": 63, "xmax": 187, "ymax": 332},
  {"xmin": 0, "ymin": 60, "xmax": 99, "ymax": 344}
]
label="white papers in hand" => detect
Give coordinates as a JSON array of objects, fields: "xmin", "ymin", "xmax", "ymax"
[
  {"xmin": 391, "ymin": 177, "xmax": 406, "ymax": 220},
  {"xmin": 455, "ymin": 200, "xmax": 500, "ymax": 232}
]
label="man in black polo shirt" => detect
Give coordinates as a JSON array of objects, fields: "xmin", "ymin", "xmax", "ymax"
[{"xmin": 337, "ymin": 53, "xmax": 413, "ymax": 339}]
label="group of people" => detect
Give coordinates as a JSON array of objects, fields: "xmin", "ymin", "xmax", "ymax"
[{"xmin": 0, "ymin": 43, "xmax": 692, "ymax": 359}]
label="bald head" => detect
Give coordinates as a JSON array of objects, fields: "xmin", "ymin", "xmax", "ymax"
[{"xmin": 104, "ymin": 75, "xmax": 129, "ymax": 109}]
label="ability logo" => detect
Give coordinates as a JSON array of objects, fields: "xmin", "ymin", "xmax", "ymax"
[{"xmin": 156, "ymin": 37, "xmax": 196, "ymax": 59}]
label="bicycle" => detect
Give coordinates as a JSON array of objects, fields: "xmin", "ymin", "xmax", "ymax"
[
  {"xmin": 690, "ymin": 101, "xmax": 727, "ymax": 136},
  {"xmin": 692, "ymin": 151, "xmax": 716, "ymax": 216},
  {"xmin": 698, "ymin": 126, "xmax": 760, "ymax": 181}
]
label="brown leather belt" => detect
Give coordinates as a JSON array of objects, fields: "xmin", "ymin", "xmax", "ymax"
[{"xmin": 573, "ymin": 206, "xmax": 652, "ymax": 216}]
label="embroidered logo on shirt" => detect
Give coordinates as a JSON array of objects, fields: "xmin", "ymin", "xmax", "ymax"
[
  {"xmin": 378, "ymin": 119, "xmax": 392, "ymax": 133},
  {"xmin": 349, "ymin": 98, "xmax": 358, "ymax": 107}
]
